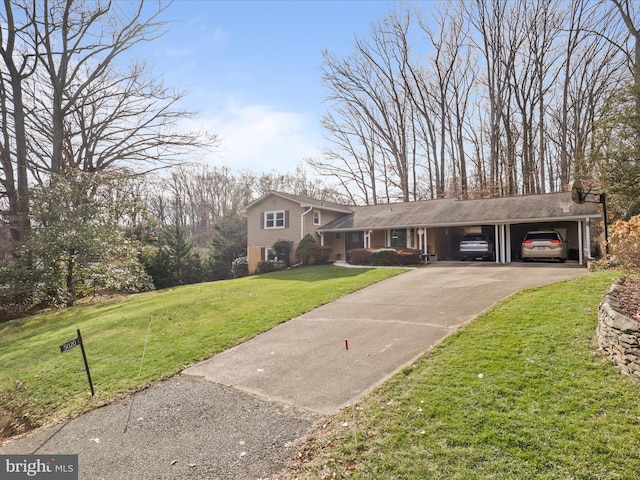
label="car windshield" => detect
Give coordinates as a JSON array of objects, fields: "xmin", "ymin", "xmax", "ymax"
[{"xmin": 526, "ymin": 232, "xmax": 560, "ymax": 241}]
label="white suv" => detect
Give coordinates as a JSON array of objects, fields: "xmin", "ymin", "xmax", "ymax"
[
  {"xmin": 459, "ymin": 234, "xmax": 495, "ymax": 261},
  {"xmin": 521, "ymin": 230, "xmax": 567, "ymax": 263}
]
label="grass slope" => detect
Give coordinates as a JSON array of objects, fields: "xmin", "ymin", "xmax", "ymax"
[
  {"xmin": 0, "ymin": 265, "xmax": 404, "ymax": 429},
  {"xmin": 283, "ymin": 272, "xmax": 640, "ymax": 479}
]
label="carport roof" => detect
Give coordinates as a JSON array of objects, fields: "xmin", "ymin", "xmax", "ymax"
[{"xmin": 318, "ymin": 192, "xmax": 601, "ymax": 232}]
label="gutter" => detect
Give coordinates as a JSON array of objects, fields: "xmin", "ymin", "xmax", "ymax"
[
  {"xmin": 318, "ymin": 215, "xmax": 602, "ymax": 233},
  {"xmin": 301, "ymin": 206, "xmax": 313, "ymax": 239}
]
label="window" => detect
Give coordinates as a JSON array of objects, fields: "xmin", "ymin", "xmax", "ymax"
[
  {"xmin": 265, "ymin": 248, "xmax": 278, "ymax": 262},
  {"xmin": 313, "ymin": 210, "xmax": 321, "ymax": 225},
  {"xmin": 265, "ymin": 210, "xmax": 285, "ymax": 229},
  {"xmin": 390, "ymin": 229, "xmax": 406, "ymax": 248}
]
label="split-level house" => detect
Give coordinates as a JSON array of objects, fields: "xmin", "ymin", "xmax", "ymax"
[{"xmin": 242, "ymin": 190, "xmax": 602, "ymax": 274}]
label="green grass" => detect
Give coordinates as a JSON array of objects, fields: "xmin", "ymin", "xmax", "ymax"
[
  {"xmin": 287, "ymin": 272, "xmax": 640, "ymax": 479},
  {"xmin": 0, "ymin": 265, "xmax": 405, "ymax": 428}
]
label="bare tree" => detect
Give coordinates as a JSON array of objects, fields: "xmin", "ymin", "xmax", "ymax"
[
  {"xmin": 316, "ymin": 0, "xmax": 632, "ymax": 203},
  {"xmin": 320, "ymin": 9, "xmax": 418, "ymax": 203},
  {"xmin": 611, "ymin": 0, "xmax": 640, "ymax": 88},
  {"xmin": 415, "ymin": 2, "xmax": 476, "ymax": 198},
  {"xmin": 311, "ymin": 109, "xmax": 381, "ymax": 205},
  {"xmin": 0, "ymin": 0, "xmax": 36, "ymax": 243},
  {"xmin": 29, "ymin": 0, "xmax": 212, "ymax": 176},
  {"xmin": 255, "ymin": 164, "xmax": 343, "ymax": 203},
  {"xmin": 1, "ymin": 0, "xmax": 215, "ymax": 245}
]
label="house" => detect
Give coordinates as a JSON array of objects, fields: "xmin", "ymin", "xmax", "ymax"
[
  {"xmin": 242, "ymin": 191, "xmax": 353, "ymax": 273},
  {"xmin": 242, "ymin": 190, "xmax": 602, "ymax": 273}
]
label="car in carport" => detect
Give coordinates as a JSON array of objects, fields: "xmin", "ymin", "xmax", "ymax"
[
  {"xmin": 521, "ymin": 230, "xmax": 568, "ymax": 262},
  {"xmin": 459, "ymin": 234, "xmax": 495, "ymax": 261}
]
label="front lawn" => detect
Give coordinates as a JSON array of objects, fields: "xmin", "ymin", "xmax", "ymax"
[
  {"xmin": 0, "ymin": 265, "xmax": 405, "ymax": 431},
  {"xmin": 279, "ymin": 271, "xmax": 640, "ymax": 479}
]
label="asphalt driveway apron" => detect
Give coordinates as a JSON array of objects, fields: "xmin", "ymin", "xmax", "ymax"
[{"xmin": 1, "ymin": 263, "xmax": 588, "ymax": 479}]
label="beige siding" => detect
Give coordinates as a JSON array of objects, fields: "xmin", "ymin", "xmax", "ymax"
[
  {"xmin": 322, "ymin": 232, "xmax": 346, "ymax": 260},
  {"xmin": 247, "ymin": 196, "xmax": 303, "ymax": 246},
  {"xmin": 247, "ymin": 195, "xmax": 350, "ymax": 273},
  {"xmin": 370, "ymin": 230, "xmax": 386, "ymax": 248}
]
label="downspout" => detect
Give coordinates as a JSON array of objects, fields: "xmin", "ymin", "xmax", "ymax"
[{"xmin": 301, "ymin": 206, "xmax": 313, "ymax": 239}]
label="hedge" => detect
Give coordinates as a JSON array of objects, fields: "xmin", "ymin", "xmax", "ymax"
[{"xmin": 346, "ymin": 248, "xmax": 422, "ymax": 266}]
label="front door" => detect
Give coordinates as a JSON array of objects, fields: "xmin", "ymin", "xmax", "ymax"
[{"xmin": 345, "ymin": 231, "xmax": 364, "ymax": 251}]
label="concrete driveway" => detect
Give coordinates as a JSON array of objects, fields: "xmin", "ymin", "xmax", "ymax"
[
  {"xmin": 1, "ymin": 263, "xmax": 588, "ymax": 479},
  {"xmin": 184, "ymin": 263, "xmax": 588, "ymax": 414}
]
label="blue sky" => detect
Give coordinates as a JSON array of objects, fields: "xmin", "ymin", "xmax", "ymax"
[{"xmin": 129, "ymin": 0, "xmax": 399, "ymax": 173}]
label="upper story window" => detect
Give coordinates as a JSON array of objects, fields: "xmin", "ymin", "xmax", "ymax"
[
  {"xmin": 313, "ymin": 210, "xmax": 321, "ymax": 225},
  {"xmin": 265, "ymin": 210, "xmax": 285, "ymax": 229}
]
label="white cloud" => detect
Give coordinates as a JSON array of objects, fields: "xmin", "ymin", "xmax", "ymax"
[{"xmin": 181, "ymin": 97, "xmax": 324, "ymax": 173}]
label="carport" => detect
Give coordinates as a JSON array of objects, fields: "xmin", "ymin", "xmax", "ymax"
[{"xmin": 318, "ymin": 192, "xmax": 602, "ymax": 266}]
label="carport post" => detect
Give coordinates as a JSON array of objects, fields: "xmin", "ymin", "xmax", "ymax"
[
  {"xmin": 498, "ymin": 224, "xmax": 507, "ymax": 263},
  {"xmin": 578, "ymin": 221, "xmax": 583, "ymax": 265}
]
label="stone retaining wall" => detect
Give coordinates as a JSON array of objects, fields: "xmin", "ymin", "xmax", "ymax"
[{"xmin": 597, "ymin": 281, "xmax": 640, "ymax": 379}]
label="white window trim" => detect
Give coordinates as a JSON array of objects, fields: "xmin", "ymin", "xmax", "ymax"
[
  {"xmin": 313, "ymin": 210, "xmax": 321, "ymax": 226},
  {"xmin": 265, "ymin": 248, "xmax": 278, "ymax": 262},
  {"xmin": 265, "ymin": 210, "xmax": 285, "ymax": 229}
]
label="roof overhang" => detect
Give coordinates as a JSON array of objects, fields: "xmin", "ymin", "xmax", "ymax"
[
  {"xmin": 241, "ymin": 191, "xmax": 353, "ymax": 216},
  {"xmin": 318, "ymin": 214, "xmax": 602, "ymax": 233}
]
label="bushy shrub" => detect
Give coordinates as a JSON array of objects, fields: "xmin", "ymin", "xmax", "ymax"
[
  {"xmin": 295, "ymin": 234, "xmax": 318, "ymax": 265},
  {"xmin": 295, "ymin": 234, "xmax": 332, "ymax": 265},
  {"xmin": 231, "ymin": 256, "xmax": 249, "ymax": 278},
  {"xmin": 608, "ymin": 214, "xmax": 640, "ymax": 271},
  {"xmin": 314, "ymin": 246, "xmax": 333, "ymax": 264},
  {"xmin": 624, "ymin": 201, "xmax": 640, "ymax": 221},
  {"xmin": 347, "ymin": 247, "xmax": 422, "ymax": 266},
  {"xmin": 371, "ymin": 248, "xmax": 400, "ymax": 265},
  {"xmin": 256, "ymin": 261, "xmax": 286, "ymax": 274},
  {"xmin": 346, "ymin": 248, "xmax": 373, "ymax": 265},
  {"xmin": 272, "ymin": 239, "xmax": 294, "ymax": 267}
]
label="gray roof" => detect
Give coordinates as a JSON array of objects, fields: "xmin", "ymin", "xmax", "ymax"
[
  {"xmin": 318, "ymin": 192, "xmax": 601, "ymax": 231},
  {"xmin": 242, "ymin": 190, "xmax": 353, "ymax": 214}
]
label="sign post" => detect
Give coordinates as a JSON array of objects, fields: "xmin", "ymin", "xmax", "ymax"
[{"xmin": 60, "ymin": 329, "xmax": 94, "ymax": 396}]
